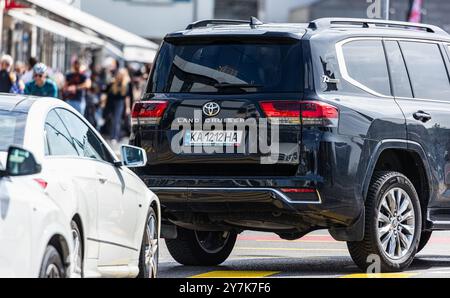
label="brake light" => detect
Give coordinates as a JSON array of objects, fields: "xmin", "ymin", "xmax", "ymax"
[
  {"xmin": 260, "ymin": 101, "xmax": 301, "ymax": 125},
  {"xmin": 131, "ymin": 101, "xmax": 168, "ymax": 125},
  {"xmin": 34, "ymin": 178, "xmax": 48, "ymax": 189},
  {"xmin": 259, "ymin": 100, "xmax": 338, "ymax": 126}
]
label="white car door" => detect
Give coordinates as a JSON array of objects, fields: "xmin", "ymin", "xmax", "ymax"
[
  {"xmin": 93, "ymin": 162, "xmax": 140, "ymax": 266},
  {"xmin": 42, "ymin": 109, "xmax": 100, "ymax": 261},
  {"xmin": 57, "ymin": 109, "xmax": 138, "ymax": 267}
]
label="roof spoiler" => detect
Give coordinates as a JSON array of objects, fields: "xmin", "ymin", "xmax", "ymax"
[
  {"xmin": 308, "ymin": 18, "xmax": 448, "ymax": 35},
  {"xmin": 186, "ymin": 16, "xmax": 263, "ymax": 30}
]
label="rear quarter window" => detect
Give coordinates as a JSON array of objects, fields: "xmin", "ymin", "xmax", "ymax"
[{"xmin": 341, "ymin": 40, "xmax": 391, "ymax": 96}]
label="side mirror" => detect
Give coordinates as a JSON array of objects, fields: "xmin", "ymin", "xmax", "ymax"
[
  {"xmin": 2, "ymin": 146, "xmax": 42, "ymax": 177},
  {"xmin": 120, "ymin": 145, "xmax": 147, "ymax": 168}
]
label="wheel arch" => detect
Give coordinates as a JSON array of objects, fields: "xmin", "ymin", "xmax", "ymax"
[
  {"xmin": 362, "ymin": 140, "xmax": 433, "ymax": 222},
  {"xmin": 48, "ymin": 234, "xmax": 71, "ymax": 269}
]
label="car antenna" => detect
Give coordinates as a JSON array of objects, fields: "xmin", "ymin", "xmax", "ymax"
[{"xmin": 250, "ymin": 16, "xmax": 263, "ymax": 29}]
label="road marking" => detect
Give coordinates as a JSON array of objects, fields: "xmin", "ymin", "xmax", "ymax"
[
  {"xmin": 236, "ymin": 247, "xmax": 348, "ymax": 252},
  {"xmin": 238, "ymin": 235, "xmax": 334, "ymax": 242},
  {"xmin": 191, "ymin": 271, "xmax": 279, "ymax": 278},
  {"xmin": 340, "ymin": 273, "xmax": 417, "ymax": 278},
  {"xmin": 428, "ymin": 271, "xmax": 450, "ymax": 274},
  {"xmin": 256, "ymin": 240, "xmax": 338, "ymax": 243}
]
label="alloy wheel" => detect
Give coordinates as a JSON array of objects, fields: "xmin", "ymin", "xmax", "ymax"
[
  {"xmin": 376, "ymin": 187, "xmax": 416, "ymax": 260},
  {"xmin": 45, "ymin": 264, "xmax": 61, "ymax": 278},
  {"xmin": 144, "ymin": 214, "xmax": 159, "ymax": 278},
  {"xmin": 194, "ymin": 231, "xmax": 231, "ymax": 254},
  {"xmin": 70, "ymin": 227, "xmax": 83, "ymax": 278}
]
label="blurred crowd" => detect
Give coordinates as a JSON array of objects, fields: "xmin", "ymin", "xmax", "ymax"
[{"xmin": 0, "ymin": 54, "xmax": 151, "ymax": 146}]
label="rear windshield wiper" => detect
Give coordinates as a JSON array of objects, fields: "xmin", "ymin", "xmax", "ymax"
[{"xmin": 214, "ymin": 83, "xmax": 263, "ymax": 89}]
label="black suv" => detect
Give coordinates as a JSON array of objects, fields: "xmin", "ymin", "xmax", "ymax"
[{"xmin": 131, "ymin": 17, "xmax": 450, "ymax": 272}]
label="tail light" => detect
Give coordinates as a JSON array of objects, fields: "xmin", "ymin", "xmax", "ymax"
[
  {"xmin": 34, "ymin": 178, "xmax": 48, "ymax": 189},
  {"xmin": 131, "ymin": 101, "xmax": 168, "ymax": 125},
  {"xmin": 259, "ymin": 100, "xmax": 338, "ymax": 127}
]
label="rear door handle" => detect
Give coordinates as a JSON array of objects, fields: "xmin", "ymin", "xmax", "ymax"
[{"xmin": 413, "ymin": 111, "xmax": 432, "ymax": 123}]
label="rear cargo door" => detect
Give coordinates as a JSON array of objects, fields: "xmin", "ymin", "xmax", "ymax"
[{"xmin": 133, "ymin": 35, "xmax": 306, "ymax": 177}]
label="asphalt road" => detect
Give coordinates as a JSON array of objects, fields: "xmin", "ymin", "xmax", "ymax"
[{"xmin": 159, "ymin": 230, "xmax": 450, "ymax": 278}]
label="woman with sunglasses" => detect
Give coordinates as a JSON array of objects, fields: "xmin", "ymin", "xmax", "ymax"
[{"xmin": 24, "ymin": 63, "xmax": 58, "ymax": 98}]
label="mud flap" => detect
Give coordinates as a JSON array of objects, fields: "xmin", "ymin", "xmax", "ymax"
[{"xmin": 328, "ymin": 210, "xmax": 365, "ymax": 242}]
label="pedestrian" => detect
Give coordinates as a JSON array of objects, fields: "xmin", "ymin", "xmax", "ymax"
[
  {"xmin": 63, "ymin": 59, "xmax": 91, "ymax": 115},
  {"xmin": 11, "ymin": 61, "xmax": 26, "ymax": 94},
  {"xmin": 0, "ymin": 55, "xmax": 16, "ymax": 93},
  {"xmin": 24, "ymin": 63, "xmax": 58, "ymax": 98},
  {"xmin": 22, "ymin": 57, "xmax": 38, "ymax": 84},
  {"xmin": 102, "ymin": 68, "xmax": 132, "ymax": 146}
]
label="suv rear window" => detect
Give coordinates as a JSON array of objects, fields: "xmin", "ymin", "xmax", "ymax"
[{"xmin": 147, "ymin": 40, "xmax": 303, "ymax": 94}]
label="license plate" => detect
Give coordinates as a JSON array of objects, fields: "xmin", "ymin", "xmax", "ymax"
[{"xmin": 184, "ymin": 130, "xmax": 243, "ymax": 146}]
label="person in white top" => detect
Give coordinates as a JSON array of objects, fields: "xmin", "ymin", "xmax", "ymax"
[{"xmin": 22, "ymin": 57, "xmax": 38, "ymax": 84}]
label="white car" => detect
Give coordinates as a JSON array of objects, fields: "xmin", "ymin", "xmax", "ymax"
[
  {"xmin": 0, "ymin": 95, "xmax": 160, "ymax": 278},
  {"xmin": 0, "ymin": 145, "xmax": 73, "ymax": 278}
]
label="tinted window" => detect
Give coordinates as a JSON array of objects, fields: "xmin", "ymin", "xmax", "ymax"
[
  {"xmin": 56, "ymin": 109, "xmax": 112, "ymax": 163},
  {"xmin": 148, "ymin": 40, "xmax": 302, "ymax": 94},
  {"xmin": 342, "ymin": 40, "xmax": 391, "ymax": 95},
  {"xmin": 45, "ymin": 110, "xmax": 79, "ymax": 157},
  {"xmin": 384, "ymin": 41, "xmax": 413, "ymax": 98},
  {"xmin": 400, "ymin": 41, "xmax": 450, "ymax": 100},
  {"xmin": 0, "ymin": 111, "xmax": 27, "ymax": 152}
]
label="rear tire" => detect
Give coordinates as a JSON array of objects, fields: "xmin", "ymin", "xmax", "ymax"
[
  {"xmin": 165, "ymin": 227, "xmax": 237, "ymax": 266},
  {"xmin": 417, "ymin": 231, "xmax": 432, "ymax": 253},
  {"xmin": 347, "ymin": 171, "xmax": 422, "ymax": 272},
  {"xmin": 138, "ymin": 207, "xmax": 159, "ymax": 278},
  {"xmin": 70, "ymin": 221, "xmax": 84, "ymax": 278},
  {"xmin": 39, "ymin": 245, "xmax": 65, "ymax": 278}
]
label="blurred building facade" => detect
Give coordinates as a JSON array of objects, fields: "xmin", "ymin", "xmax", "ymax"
[
  {"xmin": 79, "ymin": 0, "xmax": 215, "ymax": 42},
  {"xmin": 0, "ymin": 0, "xmax": 158, "ymax": 73},
  {"xmin": 78, "ymin": 0, "xmax": 314, "ymax": 40},
  {"xmin": 2, "ymin": 0, "xmax": 450, "ymax": 74},
  {"xmin": 289, "ymin": 0, "xmax": 450, "ymax": 32}
]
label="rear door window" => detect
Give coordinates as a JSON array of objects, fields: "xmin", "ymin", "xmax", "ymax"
[
  {"xmin": 384, "ymin": 40, "xmax": 413, "ymax": 98},
  {"xmin": 148, "ymin": 40, "xmax": 303, "ymax": 94},
  {"xmin": 400, "ymin": 41, "xmax": 450, "ymax": 101},
  {"xmin": 342, "ymin": 40, "xmax": 391, "ymax": 96},
  {"xmin": 56, "ymin": 109, "xmax": 113, "ymax": 163}
]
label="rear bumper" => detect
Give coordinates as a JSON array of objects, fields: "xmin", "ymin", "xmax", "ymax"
[
  {"xmin": 140, "ymin": 176, "xmax": 363, "ymax": 235},
  {"xmin": 152, "ymin": 187, "xmax": 322, "ymax": 205}
]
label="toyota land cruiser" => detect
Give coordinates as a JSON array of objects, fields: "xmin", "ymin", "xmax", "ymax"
[{"xmin": 131, "ymin": 17, "xmax": 450, "ymax": 272}]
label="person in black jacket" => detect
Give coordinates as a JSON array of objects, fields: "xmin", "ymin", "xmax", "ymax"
[
  {"xmin": 0, "ymin": 55, "xmax": 16, "ymax": 93},
  {"xmin": 101, "ymin": 68, "xmax": 132, "ymax": 146}
]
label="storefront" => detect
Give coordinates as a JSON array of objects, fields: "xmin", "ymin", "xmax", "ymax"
[{"xmin": 0, "ymin": 0, "xmax": 158, "ymax": 73}]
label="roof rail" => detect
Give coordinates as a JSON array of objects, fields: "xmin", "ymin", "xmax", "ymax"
[
  {"xmin": 308, "ymin": 18, "xmax": 448, "ymax": 35},
  {"xmin": 186, "ymin": 16, "xmax": 263, "ymax": 30}
]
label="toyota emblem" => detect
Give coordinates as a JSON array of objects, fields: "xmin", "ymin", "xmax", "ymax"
[{"xmin": 202, "ymin": 102, "xmax": 221, "ymax": 117}]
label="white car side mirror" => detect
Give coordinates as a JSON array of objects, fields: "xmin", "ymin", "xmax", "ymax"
[{"xmin": 120, "ymin": 145, "xmax": 147, "ymax": 168}]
